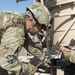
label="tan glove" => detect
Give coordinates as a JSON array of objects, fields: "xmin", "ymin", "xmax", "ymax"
[
  {"xmin": 43, "ymin": 58, "xmax": 51, "ymax": 68},
  {"xmin": 19, "ymin": 37, "xmax": 25, "ymax": 45},
  {"xmin": 27, "ymin": 63, "xmax": 37, "ymax": 75},
  {"xmin": 59, "ymin": 46, "xmax": 66, "ymax": 53}
]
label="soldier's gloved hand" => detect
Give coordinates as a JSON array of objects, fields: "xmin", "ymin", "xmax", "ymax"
[
  {"xmin": 59, "ymin": 46, "xmax": 67, "ymax": 53},
  {"xmin": 43, "ymin": 57, "xmax": 51, "ymax": 68},
  {"xmin": 27, "ymin": 63, "xmax": 37, "ymax": 75}
]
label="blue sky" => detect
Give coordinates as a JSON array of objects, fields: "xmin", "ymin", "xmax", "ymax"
[{"xmin": 0, "ymin": 0, "xmax": 34, "ymax": 13}]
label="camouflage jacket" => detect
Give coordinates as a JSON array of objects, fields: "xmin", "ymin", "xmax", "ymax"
[
  {"xmin": 63, "ymin": 48, "xmax": 75, "ymax": 64},
  {"xmin": 0, "ymin": 10, "xmax": 44, "ymax": 61},
  {"xmin": 0, "ymin": 10, "xmax": 24, "ymax": 29},
  {"xmin": 0, "ymin": 10, "xmax": 25, "ymax": 41},
  {"xmin": 0, "ymin": 10, "xmax": 25, "ymax": 55}
]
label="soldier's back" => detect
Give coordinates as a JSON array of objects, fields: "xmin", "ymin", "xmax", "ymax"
[{"xmin": 0, "ymin": 10, "xmax": 23, "ymax": 29}]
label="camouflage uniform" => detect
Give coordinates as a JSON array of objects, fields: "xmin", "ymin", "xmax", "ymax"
[
  {"xmin": 25, "ymin": 33, "xmax": 45, "ymax": 61},
  {"xmin": 61, "ymin": 48, "xmax": 75, "ymax": 64},
  {"xmin": 0, "ymin": 10, "xmax": 44, "ymax": 75},
  {"xmin": 0, "ymin": 2, "xmax": 51, "ymax": 75},
  {"xmin": 0, "ymin": 10, "xmax": 25, "ymax": 75}
]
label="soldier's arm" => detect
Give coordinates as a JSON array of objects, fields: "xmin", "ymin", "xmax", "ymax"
[
  {"xmin": 59, "ymin": 46, "xmax": 75, "ymax": 63},
  {"xmin": 24, "ymin": 33, "xmax": 45, "ymax": 61}
]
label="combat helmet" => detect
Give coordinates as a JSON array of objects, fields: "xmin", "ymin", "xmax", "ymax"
[{"xmin": 26, "ymin": 2, "xmax": 51, "ymax": 29}]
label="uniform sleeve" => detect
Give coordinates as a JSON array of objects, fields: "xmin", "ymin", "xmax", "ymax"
[
  {"xmin": 63, "ymin": 48, "xmax": 75, "ymax": 63},
  {"xmin": 1, "ymin": 27, "xmax": 24, "ymax": 55}
]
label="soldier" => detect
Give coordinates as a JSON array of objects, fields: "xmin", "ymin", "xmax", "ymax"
[
  {"xmin": 59, "ymin": 46, "xmax": 75, "ymax": 64},
  {"xmin": 0, "ymin": 2, "xmax": 50, "ymax": 75}
]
